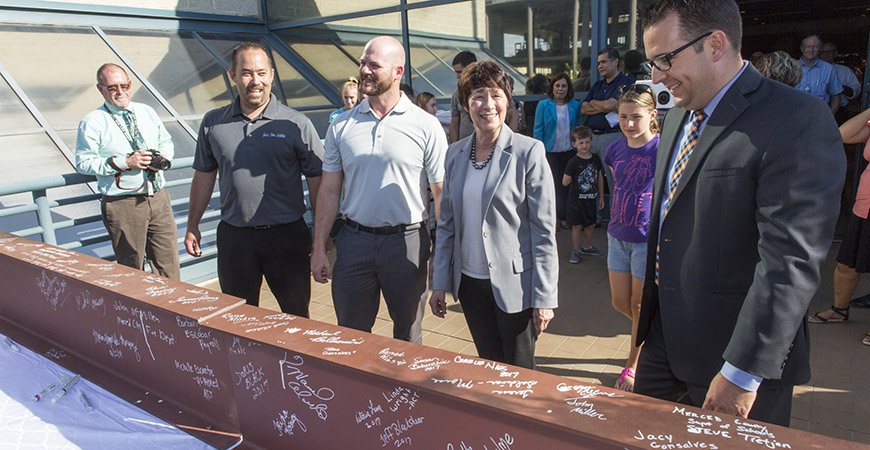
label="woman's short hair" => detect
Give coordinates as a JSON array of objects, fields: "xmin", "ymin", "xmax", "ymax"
[
  {"xmin": 546, "ymin": 72, "xmax": 574, "ymax": 101},
  {"xmin": 755, "ymin": 51, "xmax": 802, "ymax": 87},
  {"xmin": 457, "ymin": 61, "xmax": 513, "ymax": 110},
  {"xmin": 414, "ymin": 91, "xmax": 435, "ymax": 109}
]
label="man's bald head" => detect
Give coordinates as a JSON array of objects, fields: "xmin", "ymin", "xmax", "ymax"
[
  {"xmin": 96, "ymin": 63, "xmax": 127, "ymax": 84},
  {"xmin": 359, "ymin": 36, "xmax": 406, "ymax": 98},
  {"xmin": 364, "ymin": 36, "xmax": 406, "ymax": 68}
]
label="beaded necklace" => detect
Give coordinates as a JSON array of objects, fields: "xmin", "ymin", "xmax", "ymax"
[{"xmin": 469, "ymin": 138, "xmax": 494, "ymax": 170}]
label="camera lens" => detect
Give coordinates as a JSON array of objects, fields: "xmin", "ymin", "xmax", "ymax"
[
  {"xmin": 658, "ymin": 91, "xmax": 671, "ymax": 106},
  {"xmin": 148, "ymin": 151, "xmax": 171, "ymax": 171}
]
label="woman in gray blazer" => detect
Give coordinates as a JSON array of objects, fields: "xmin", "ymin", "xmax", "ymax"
[{"xmin": 429, "ymin": 61, "xmax": 559, "ymax": 369}]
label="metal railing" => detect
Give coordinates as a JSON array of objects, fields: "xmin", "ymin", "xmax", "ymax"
[{"xmin": 0, "ymin": 157, "xmax": 223, "ymax": 281}]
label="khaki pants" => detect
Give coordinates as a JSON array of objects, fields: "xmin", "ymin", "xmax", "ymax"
[{"xmin": 101, "ymin": 189, "xmax": 180, "ymax": 280}]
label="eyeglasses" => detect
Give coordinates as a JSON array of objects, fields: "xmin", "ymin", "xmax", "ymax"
[
  {"xmin": 619, "ymin": 83, "xmax": 655, "ymax": 96},
  {"xmin": 641, "ymin": 31, "xmax": 713, "ymax": 74},
  {"xmin": 99, "ymin": 82, "xmax": 131, "ymax": 93}
]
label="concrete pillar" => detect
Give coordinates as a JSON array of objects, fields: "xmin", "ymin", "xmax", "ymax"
[
  {"xmin": 630, "ymin": 0, "xmax": 638, "ymax": 49},
  {"xmin": 572, "ymin": 0, "xmax": 580, "ymax": 73},
  {"xmin": 580, "ymin": 0, "xmax": 590, "ymax": 62},
  {"xmin": 527, "ymin": 4, "xmax": 534, "ymax": 75},
  {"xmin": 488, "ymin": 6, "xmax": 505, "ymax": 59}
]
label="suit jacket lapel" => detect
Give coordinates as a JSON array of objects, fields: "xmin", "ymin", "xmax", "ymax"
[
  {"xmin": 654, "ymin": 108, "xmax": 687, "ymax": 217},
  {"xmin": 666, "ymin": 67, "xmax": 757, "ymax": 211},
  {"xmin": 452, "ymin": 137, "xmax": 472, "ymax": 227},
  {"xmin": 481, "ymin": 124, "xmax": 513, "ymax": 218}
]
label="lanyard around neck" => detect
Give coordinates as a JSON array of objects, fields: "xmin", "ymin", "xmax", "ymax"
[{"xmin": 104, "ymin": 105, "xmax": 143, "ymax": 151}]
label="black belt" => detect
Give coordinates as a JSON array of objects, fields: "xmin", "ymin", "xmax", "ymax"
[
  {"xmin": 592, "ymin": 129, "xmax": 619, "ymax": 135},
  {"xmin": 236, "ymin": 218, "xmax": 304, "ymax": 230},
  {"xmin": 345, "ymin": 218, "xmax": 424, "ymax": 235}
]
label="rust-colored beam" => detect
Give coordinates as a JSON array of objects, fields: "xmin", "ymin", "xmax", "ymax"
[
  {"xmin": 0, "ymin": 232, "xmax": 244, "ymax": 448},
  {"xmin": 0, "ymin": 231, "xmax": 862, "ymax": 450}
]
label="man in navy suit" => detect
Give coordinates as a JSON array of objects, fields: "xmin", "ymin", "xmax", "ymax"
[{"xmin": 636, "ymin": 0, "xmax": 844, "ymax": 426}]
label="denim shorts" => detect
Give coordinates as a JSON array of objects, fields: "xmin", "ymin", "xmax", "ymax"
[{"xmin": 607, "ymin": 234, "xmax": 648, "ymax": 280}]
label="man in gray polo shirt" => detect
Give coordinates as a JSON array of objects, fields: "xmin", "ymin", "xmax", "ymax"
[
  {"xmin": 186, "ymin": 42, "xmax": 323, "ymax": 317},
  {"xmin": 311, "ymin": 36, "xmax": 447, "ymax": 342}
]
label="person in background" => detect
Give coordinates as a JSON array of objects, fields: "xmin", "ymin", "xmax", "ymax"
[
  {"xmin": 522, "ymin": 73, "xmax": 549, "ymax": 137},
  {"xmin": 415, "ymin": 91, "xmax": 438, "ymax": 115},
  {"xmin": 748, "ymin": 51, "xmax": 765, "ymax": 67},
  {"xmin": 754, "ymin": 51, "xmax": 802, "ymax": 87},
  {"xmin": 820, "ymin": 42, "xmax": 862, "ymax": 122},
  {"xmin": 534, "ymin": 72, "xmax": 582, "ymax": 230},
  {"xmin": 582, "ymin": 48, "xmax": 634, "ymax": 223},
  {"xmin": 505, "ymin": 76, "xmax": 520, "ymax": 132},
  {"xmin": 329, "ymin": 78, "xmax": 359, "ymax": 123},
  {"xmin": 450, "ymin": 51, "xmax": 478, "ymax": 143},
  {"xmin": 76, "ymin": 63, "xmax": 180, "ymax": 280},
  {"xmin": 624, "ymin": 50, "xmax": 649, "ymax": 80},
  {"xmin": 562, "ymin": 126, "xmax": 605, "ymax": 264},
  {"xmin": 572, "ymin": 57, "xmax": 592, "ymax": 93},
  {"xmin": 604, "ymin": 84, "xmax": 660, "ymax": 392},
  {"xmin": 795, "ymin": 33, "xmax": 842, "ymax": 115},
  {"xmin": 414, "ymin": 89, "xmax": 443, "ymax": 330},
  {"xmin": 415, "ymin": 91, "xmax": 451, "ymax": 136},
  {"xmin": 429, "ymin": 61, "xmax": 558, "ymax": 369},
  {"xmin": 400, "ymin": 83, "xmax": 415, "ymax": 101},
  {"xmin": 808, "ymin": 106, "xmax": 870, "ymax": 349}
]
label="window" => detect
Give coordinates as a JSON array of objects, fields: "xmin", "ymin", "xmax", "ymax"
[
  {"xmin": 0, "ymin": 77, "xmax": 40, "ymax": 134},
  {"xmin": 104, "ymin": 29, "xmax": 233, "ymax": 120},
  {"xmin": 0, "ymin": 25, "xmax": 171, "ymax": 131},
  {"xmin": 198, "ymin": 33, "xmax": 333, "ymax": 109}
]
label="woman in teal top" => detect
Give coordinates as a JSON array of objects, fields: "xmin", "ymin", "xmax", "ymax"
[
  {"xmin": 534, "ymin": 73, "xmax": 582, "ymax": 229},
  {"xmin": 329, "ymin": 78, "xmax": 360, "ymax": 124}
]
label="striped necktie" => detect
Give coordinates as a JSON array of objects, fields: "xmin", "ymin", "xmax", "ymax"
[
  {"xmin": 656, "ymin": 109, "xmax": 707, "ymax": 284},
  {"xmin": 122, "ymin": 109, "xmax": 158, "ymax": 192},
  {"xmin": 662, "ymin": 109, "xmax": 707, "ymax": 219},
  {"xmin": 122, "ymin": 110, "xmax": 145, "ymax": 151}
]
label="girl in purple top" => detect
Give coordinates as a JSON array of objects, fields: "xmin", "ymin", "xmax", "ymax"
[{"xmin": 603, "ymin": 84, "xmax": 659, "ymax": 392}]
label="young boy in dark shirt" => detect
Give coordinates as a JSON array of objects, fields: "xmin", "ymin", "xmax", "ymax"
[{"xmin": 562, "ymin": 126, "xmax": 605, "ymax": 264}]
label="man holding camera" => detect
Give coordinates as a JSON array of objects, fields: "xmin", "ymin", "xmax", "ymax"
[{"xmin": 76, "ymin": 63, "xmax": 180, "ymax": 279}]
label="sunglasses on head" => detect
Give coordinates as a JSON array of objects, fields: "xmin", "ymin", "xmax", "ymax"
[{"xmin": 619, "ymin": 83, "xmax": 654, "ymax": 96}]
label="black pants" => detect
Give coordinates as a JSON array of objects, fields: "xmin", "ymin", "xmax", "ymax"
[
  {"xmin": 546, "ymin": 150, "xmax": 575, "ymax": 222},
  {"xmin": 635, "ymin": 311, "xmax": 794, "ymax": 426},
  {"xmin": 457, "ymin": 274, "xmax": 536, "ymax": 369},
  {"xmin": 216, "ymin": 219, "xmax": 311, "ymax": 317}
]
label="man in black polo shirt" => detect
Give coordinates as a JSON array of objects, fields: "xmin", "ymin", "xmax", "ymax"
[
  {"xmin": 185, "ymin": 42, "xmax": 323, "ymax": 317},
  {"xmin": 581, "ymin": 48, "xmax": 633, "ymax": 221}
]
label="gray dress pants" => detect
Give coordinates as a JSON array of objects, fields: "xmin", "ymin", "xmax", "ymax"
[{"xmin": 331, "ymin": 224, "xmax": 430, "ymax": 341}]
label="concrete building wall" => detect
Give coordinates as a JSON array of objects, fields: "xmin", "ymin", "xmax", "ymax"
[
  {"xmin": 407, "ymin": 0, "xmax": 485, "ymax": 40},
  {"xmin": 267, "ymin": 0, "xmax": 485, "ymax": 40},
  {"xmin": 47, "ymin": 0, "xmax": 261, "ymax": 19}
]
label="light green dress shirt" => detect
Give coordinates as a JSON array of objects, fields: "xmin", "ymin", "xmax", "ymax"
[{"xmin": 75, "ymin": 101, "xmax": 174, "ymax": 196}]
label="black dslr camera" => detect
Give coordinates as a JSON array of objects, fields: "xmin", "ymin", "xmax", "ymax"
[{"xmin": 146, "ymin": 150, "xmax": 171, "ymax": 171}]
